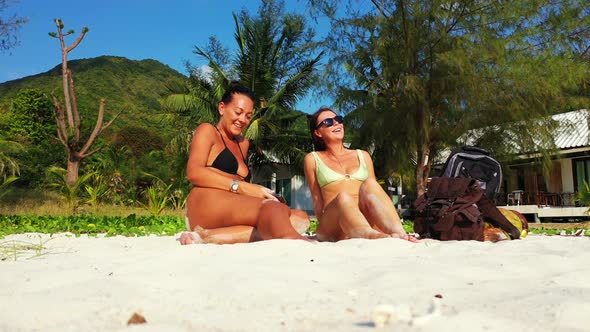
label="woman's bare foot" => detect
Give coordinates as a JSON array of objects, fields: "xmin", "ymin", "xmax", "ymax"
[
  {"xmin": 348, "ymin": 227, "xmax": 391, "ymax": 240},
  {"xmin": 179, "ymin": 231, "xmax": 203, "ymax": 245},
  {"xmin": 391, "ymin": 233, "xmax": 419, "ymax": 242}
]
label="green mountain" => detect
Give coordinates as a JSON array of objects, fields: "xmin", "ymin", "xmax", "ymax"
[{"xmin": 0, "ymin": 55, "xmax": 187, "ymax": 138}]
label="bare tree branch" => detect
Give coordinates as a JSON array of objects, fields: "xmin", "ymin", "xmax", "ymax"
[
  {"xmin": 50, "ymin": 19, "xmax": 117, "ymax": 186},
  {"xmin": 67, "ymin": 69, "xmax": 80, "ymax": 141},
  {"xmin": 52, "ymin": 95, "xmax": 68, "ymax": 146}
]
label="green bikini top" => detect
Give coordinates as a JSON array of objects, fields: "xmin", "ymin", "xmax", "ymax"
[{"xmin": 312, "ymin": 149, "xmax": 369, "ymax": 187}]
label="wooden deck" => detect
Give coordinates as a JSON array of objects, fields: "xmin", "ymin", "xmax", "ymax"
[{"xmin": 501, "ymin": 204, "xmax": 589, "ymax": 223}]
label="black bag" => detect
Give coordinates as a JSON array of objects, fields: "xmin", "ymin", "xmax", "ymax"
[
  {"xmin": 413, "ymin": 177, "xmax": 521, "ymax": 241},
  {"xmin": 440, "ymin": 146, "xmax": 502, "ymax": 202}
]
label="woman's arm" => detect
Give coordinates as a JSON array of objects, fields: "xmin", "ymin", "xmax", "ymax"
[
  {"xmin": 186, "ymin": 123, "xmax": 230, "ymax": 188},
  {"xmin": 303, "ymin": 153, "xmax": 325, "ymax": 220}
]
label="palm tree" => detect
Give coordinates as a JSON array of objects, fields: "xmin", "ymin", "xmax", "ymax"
[
  {"xmin": 0, "ymin": 139, "xmax": 22, "ymax": 180},
  {"xmin": 0, "ymin": 140, "xmax": 21, "ymax": 200},
  {"xmin": 163, "ymin": 0, "xmax": 322, "ymax": 178}
]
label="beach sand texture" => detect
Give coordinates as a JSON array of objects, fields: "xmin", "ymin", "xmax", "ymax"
[{"xmin": 1, "ymin": 233, "xmax": 589, "ymax": 331}]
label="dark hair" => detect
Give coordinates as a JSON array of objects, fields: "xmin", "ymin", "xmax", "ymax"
[
  {"xmin": 308, "ymin": 107, "xmax": 336, "ymax": 151},
  {"xmin": 220, "ymin": 81, "xmax": 256, "ymax": 105}
]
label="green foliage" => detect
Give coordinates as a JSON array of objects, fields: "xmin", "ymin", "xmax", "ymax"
[
  {"xmin": 88, "ymin": 146, "xmax": 132, "ymax": 204},
  {"xmin": 306, "ymin": 219, "xmax": 318, "ymax": 235},
  {"xmin": 0, "ymin": 139, "xmax": 22, "ymax": 179},
  {"xmin": 84, "ymin": 174, "xmax": 110, "ymax": 211},
  {"xmin": 575, "ymin": 181, "xmax": 590, "ymax": 215},
  {"xmin": 169, "ymin": 185, "xmax": 189, "ymax": 210},
  {"xmin": 110, "ymin": 125, "xmax": 165, "ymax": 157},
  {"xmin": 12, "ymin": 142, "xmax": 65, "ymax": 188},
  {"xmin": 8, "ymin": 88, "xmax": 54, "ymax": 144},
  {"xmin": 0, "ymin": 56, "xmax": 188, "ymax": 191},
  {"xmin": 402, "ymin": 221, "xmax": 414, "ymax": 235},
  {"xmin": 0, "ymin": 56, "xmax": 186, "ymax": 136},
  {"xmin": 163, "ymin": 0, "xmax": 321, "ymax": 175},
  {"xmin": 46, "ymin": 167, "xmax": 95, "ymax": 212},
  {"xmin": 0, "ymin": 214, "xmax": 185, "ymax": 238},
  {"xmin": 138, "ymin": 173, "xmax": 173, "ymax": 216},
  {"xmin": 312, "ymin": 0, "xmax": 590, "ymax": 193},
  {"xmin": 0, "ymin": 175, "xmax": 18, "ymax": 200}
]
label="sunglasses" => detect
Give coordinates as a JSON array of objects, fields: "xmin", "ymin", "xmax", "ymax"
[{"xmin": 316, "ymin": 115, "xmax": 343, "ymax": 129}]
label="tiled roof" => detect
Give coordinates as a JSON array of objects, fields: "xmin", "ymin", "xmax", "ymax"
[{"xmin": 552, "ymin": 109, "xmax": 589, "ymax": 149}]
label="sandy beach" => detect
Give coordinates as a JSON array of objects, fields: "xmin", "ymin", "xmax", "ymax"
[{"xmin": 1, "ymin": 233, "xmax": 589, "ymax": 332}]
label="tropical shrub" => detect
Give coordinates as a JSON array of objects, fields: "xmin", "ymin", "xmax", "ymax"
[
  {"xmin": 575, "ymin": 181, "xmax": 590, "ymax": 214},
  {"xmin": 138, "ymin": 173, "xmax": 173, "ymax": 216},
  {"xmin": 8, "ymin": 89, "xmax": 54, "ymax": 144},
  {"xmin": 84, "ymin": 174, "xmax": 111, "ymax": 211},
  {"xmin": 46, "ymin": 167, "xmax": 96, "ymax": 212}
]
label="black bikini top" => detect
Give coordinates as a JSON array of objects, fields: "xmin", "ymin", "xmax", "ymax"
[{"xmin": 207, "ymin": 127, "xmax": 251, "ymax": 182}]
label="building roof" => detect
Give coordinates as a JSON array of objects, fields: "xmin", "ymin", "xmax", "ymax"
[
  {"xmin": 438, "ymin": 109, "xmax": 590, "ymax": 164},
  {"xmin": 552, "ymin": 109, "xmax": 589, "ymax": 149}
]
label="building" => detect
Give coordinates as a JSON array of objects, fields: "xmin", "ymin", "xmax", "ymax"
[{"xmin": 500, "ymin": 109, "xmax": 589, "ymax": 221}]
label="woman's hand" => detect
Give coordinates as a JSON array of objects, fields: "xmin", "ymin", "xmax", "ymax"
[{"xmin": 239, "ymin": 182, "xmax": 279, "ymax": 201}]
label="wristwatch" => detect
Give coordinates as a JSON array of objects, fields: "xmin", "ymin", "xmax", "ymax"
[{"xmin": 230, "ymin": 179, "xmax": 239, "ymax": 193}]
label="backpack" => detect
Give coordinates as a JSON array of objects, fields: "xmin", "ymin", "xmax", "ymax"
[
  {"xmin": 440, "ymin": 146, "xmax": 502, "ymax": 202},
  {"xmin": 413, "ymin": 177, "xmax": 521, "ymax": 241}
]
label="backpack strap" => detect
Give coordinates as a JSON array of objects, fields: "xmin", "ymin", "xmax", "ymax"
[{"xmin": 478, "ymin": 194, "xmax": 521, "ymax": 239}]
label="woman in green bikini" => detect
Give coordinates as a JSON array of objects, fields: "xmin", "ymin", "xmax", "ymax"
[{"xmin": 303, "ymin": 107, "xmax": 417, "ymax": 242}]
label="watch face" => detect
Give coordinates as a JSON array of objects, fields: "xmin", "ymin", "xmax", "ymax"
[{"xmin": 231, "ymin": 181, "xmax": 239, "ymax": 192}]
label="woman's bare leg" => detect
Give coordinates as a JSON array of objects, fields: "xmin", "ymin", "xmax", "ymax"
[
  {"xmin": 256, "ymin": 200, "xmax": 309, "ymax": 240},
  {"xmin": 186, "ymin": 187, "xmax": 259, "ymax": 229},
  {"xmin": 317, "ymin": 192, "xmax": 390, "ymax": 241},
  {"xmin": 181, "ymin": 208, "xmax": 310, "ymax": 245},
  {"xmin": 180, "ymin": 225, "xmax": 260, "ymax": 245},
  {"xmin": 358, "ymin": 178, "xmax": 417, "ymax": 242},
  {"xmin": 290, "ymin": 209, "xmax": 311, "ymax": 234},
  {"xmin": 184, "ymin": 188, "xmax": 308, "ymax": 243}
]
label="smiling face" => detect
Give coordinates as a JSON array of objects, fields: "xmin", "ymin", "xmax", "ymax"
[
  {"xmin": 314, "ymin": 109, "xmax": 344, "ymax": 142},
  {"xmin": 218, "ymin": 93, "xmax": 254, "ymax": 137}
]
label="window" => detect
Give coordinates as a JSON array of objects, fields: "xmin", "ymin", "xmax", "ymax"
[{"xmin": 573, "ymin": 158, "xmax": 590, "ymax": 191}]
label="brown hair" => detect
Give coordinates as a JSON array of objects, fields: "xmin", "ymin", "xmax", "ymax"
[
  {"xmin": 221, "ymin": 81, "xmax": 256, "ymax": 105},
  {"xmin": 308, "ymin": 107, "xmax": 336, "ymax": 151}
]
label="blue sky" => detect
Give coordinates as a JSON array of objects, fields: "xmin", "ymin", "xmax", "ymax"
[{"xmin": 0, "ymin": 0, "xmax": 333, "ymax": 112}]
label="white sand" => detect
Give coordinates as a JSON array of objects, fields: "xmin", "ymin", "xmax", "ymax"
[{"xmin": 1, "ymin": 233, "xmax": 589, "ymax": 332}]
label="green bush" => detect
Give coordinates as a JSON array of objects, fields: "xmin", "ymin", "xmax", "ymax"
[
  {"xmin": 111, "ymin": 126, "xmax": 164, "ymax": 157},
  {"xmin": 8, "ymin": 89, "xmax": 54, "ymax": 144},
  {"xmin": 0, "ymin": 214, "xmax": 185, "ymax": 238}
]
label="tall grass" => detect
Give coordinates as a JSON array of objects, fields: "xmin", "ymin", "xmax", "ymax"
[{"xmin": 0, "ymin": 188, "xmax": 183, "ymax": 217}]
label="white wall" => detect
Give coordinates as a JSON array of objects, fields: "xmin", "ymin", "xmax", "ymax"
[
  {"xmin": 560, "ymin": 159, "xmax": 574, "ymax": 192},
  {"xmin": 290, "ymin": 175, "xmax": 314, "ymax": 214}
]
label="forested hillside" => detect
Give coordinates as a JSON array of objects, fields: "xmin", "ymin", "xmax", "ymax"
[{"xmin": 0, "ymin": 55, "xmax": 187, "ymax": 137}]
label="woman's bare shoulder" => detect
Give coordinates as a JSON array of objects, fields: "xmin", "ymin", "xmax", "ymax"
[
  {"xmin": 304, "ymin": 151, "xmax": 317, "ymax": 161},
  {"xmin": 195, "ymin": 122, "xmax": 215, "ymax": 132},
  {"xmin": 358, "ymin": 149, "xmax": 372, "ymax": 158},
  {"xmin": 192, "ymin": 123, "xmax": 217, "ymax": 139}
]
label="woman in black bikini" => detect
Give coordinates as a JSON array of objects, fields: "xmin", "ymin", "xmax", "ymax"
[{"xmin": 180, "ymin": 82, "xmax": 310, "ymax": 244}]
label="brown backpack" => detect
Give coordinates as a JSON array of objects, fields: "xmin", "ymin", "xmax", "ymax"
[{"xmin": 413, "ymin": 177, "xmax": 521, "ymax": 241}]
